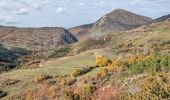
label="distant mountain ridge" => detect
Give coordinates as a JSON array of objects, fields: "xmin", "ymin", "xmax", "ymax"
[
  {"xmin": 150, "ymin": 14, "xmax": 170, "ymax": 23},
  {"xmin": 0, "ymin": 26, "xmax": 77, "ymax": 50},
  {"xmin": 69, "ymin": 9, "xmax": 152, "ymax": 40}
]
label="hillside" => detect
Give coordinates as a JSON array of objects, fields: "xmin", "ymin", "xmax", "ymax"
[
  {"xmin": 0, "ymin": 26, "xmax": 77, "ymax": 51},
  {"xmin": 0, "ymin": 14, "xmax": 169, "ymax": 100},
  {"xmin": 72, "ymin": 16, "xmax": 170, "ymax": 56},
  {"xmin": 151, "ymin": 14, "xmax": 170, "ymax": 23},
  {"xmin": 0, "ymin": 44, "xmax": 31, "ymax": 73},
  {"xmin": 69, "ymin": 9, "xmax": 152, "ymax": 40},
  {"xmin": 69, "ymin": 24, "xmax": 93, "ymax": 41}
]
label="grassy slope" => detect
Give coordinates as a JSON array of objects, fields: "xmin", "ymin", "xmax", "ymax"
[
  {"xmin": 0, "ymin": 19, "xmax": 170, "ymax": 99},
  {"xmin": 0, "ymin": 48, "xmax": 116, "ymax": 99}
]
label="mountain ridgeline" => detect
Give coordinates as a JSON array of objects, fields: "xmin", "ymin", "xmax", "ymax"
[
  {"xmin": 0, "ymin": 9, "xmax": 153, "ymax": 50},
  {"xmin": 0, "ymin": 9, "xmax": 154, "ymax": 71},
  {"xmin": 69, "ymin": 9, "xmax": 152, "ymax": 41}
]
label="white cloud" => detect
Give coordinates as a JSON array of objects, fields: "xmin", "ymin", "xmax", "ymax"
[
  {"xmin": 13, "ymin": 8, "xmax": 29, "ymax": 14},
  {"xmin": 78, "ymin": 3, "xmax": 85, "ymax": 6},
  {"xmin": 56, "ymin": 7, "xmax": 65, "ymax": 14}
]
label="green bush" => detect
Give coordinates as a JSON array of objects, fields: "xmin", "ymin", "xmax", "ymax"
[
  {"xmin": 128, "ymin": 56, "xmax": 170, "ymax": 75},
  {"xmin": 84, "ymin": 84, "xmax": 94, "ymax": 95},
  {"xmin": 48, "ymin": 47, "xmax": 71, "ymax": 58}
]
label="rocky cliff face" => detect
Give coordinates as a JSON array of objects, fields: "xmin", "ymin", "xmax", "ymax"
[{"xmin": 0, "ymin": 26, "xmax": 77, "ymax": 50}]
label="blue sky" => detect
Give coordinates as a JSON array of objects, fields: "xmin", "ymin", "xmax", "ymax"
[{"xmin": 0, "ymin": 0, "xmax": 169, "ymax": 28}]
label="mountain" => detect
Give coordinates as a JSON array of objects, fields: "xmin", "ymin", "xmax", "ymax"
[
  {"xmin": 90, "ymin": 9, "xmax": 152, "ymax": 36},
  {"xmin": 150, "ymin": 14, "xmax": 170, "ymax": 23},
  {"xmin": 0, "ymin": 26, "xmax": 77, "ymax": 50},
  {"xmin": 69, "ymin": 9, "xmax": 152, "ymax": 40},
  {"xmin": 71, "ymin": 14, "xmax": 170, "ymax": 55}
]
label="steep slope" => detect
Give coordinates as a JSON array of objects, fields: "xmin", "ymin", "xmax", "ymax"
[
  {"xmin": 69, "ymin": 24, "xmax": 93, "ymax": 41},
  {"xmin": 71, "ymin": 15, "xmax": 170, "ymax": 55},
  {"xmin": 0, "ymin": 44, "xmax": 31, "ymax": 72},
  {"xmin": 91, "ymin": 9, "xmax": 152, "ymax": 36},
  {"xmin": 69, "ymin": 9, "xmax": 152, "ymax": 40},
  {"xmin": 0, "ymin": 26, "xmax": 77, "ymax": 50}
]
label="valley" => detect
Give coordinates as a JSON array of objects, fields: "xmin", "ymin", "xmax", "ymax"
[{"xmin": 0, "ymin": 9, "xmax": 170, "ymax": 100}]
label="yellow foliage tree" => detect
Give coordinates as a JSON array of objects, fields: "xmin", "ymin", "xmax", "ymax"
[{"xmin": 108, "ymin": 59, "xmax": 123, "ymax": 72}]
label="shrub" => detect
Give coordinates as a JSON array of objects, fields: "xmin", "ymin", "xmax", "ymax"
[
  {"xmin": 96, "ymin": 55, "xmax": 111, "ymax": 67},
  {"xmin": 25, "ymin": 90, "xmax": 34, "ymax": 100},
  {"xmin": 128, "ymin": 56, "xmax": 170, "ymax": 75},
  {"xmin": 122, "ymin": 73, "xmax": 170, "ymax": 99},
  {"xmin": 48, "ymin": 47, "xmax": 71, "ymax": 58},
  {"xmin": 67, "ymin": 77, "xmax": 77, "ymax": 86},
  {"xmin": 0, "ymin": 91, "xmax": 7, "ymax": 99},
  {"xmin": 48, "ymin": 85, "xmax": 58, "ymax": 98},
  {"xmin": 71, "ymin": 69, "xmax": 81, "ymax": 77},
  {"xmin": 2, "ymin": 79, "xmax": 20, "ymax": 86},
  {"xmin": 64, "ymin": 89, "xmax": 80, "ymax": 100},
  {"xmin": 108, "ymin": 59, "xmax": 124, "ymax": 72},
  {"xmin": 34, "ymin": 74, "xmax": 52, "ymax": 83},
  {"xmin": 101, "ymin": 68, "xmax": 108, "ymax": 77},
  {"xmin": 84, "ymin": 84, "xmax": 94, "ymax": 95},
  {"xmin": 161, "ymin": 40, "xmax": 170, "ymax": 45},
  {"xmin": 74, "ymin": 84, "xmax": 94, "ymax": 99},
  {"xmin": 71, "ymin": 67, "xmax": 94, "ymax": 77},
  {"xmin": 59, "ymin": 79, "xmax": 66, "ymax": 86},
  {"xmin": 127, "ymin": 54, "xmax": 153, "ymax": 63},
  {"xmin": 99, "ymin": 68, "xmax": 109, "ymax": 78}
]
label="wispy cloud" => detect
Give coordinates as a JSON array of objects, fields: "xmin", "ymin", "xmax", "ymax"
[
  {"xmin": 13, "ymin": 8, "xmax": 29, "ymax": 15},
  {"xmin": 0, "ymin": 16, "xmax": 13, "ymax": 22},
  {"xmin": 0, "ymin": 15, "xmax": 19, "ymax": 24},
  {"xmin": 0, "ymin": 0, "xmax": 169, "ymax": 27}
]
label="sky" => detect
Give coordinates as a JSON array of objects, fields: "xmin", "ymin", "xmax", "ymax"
[{"xmin": 0, "ymin": 0, "xmax": 169, "ymax": 28}]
